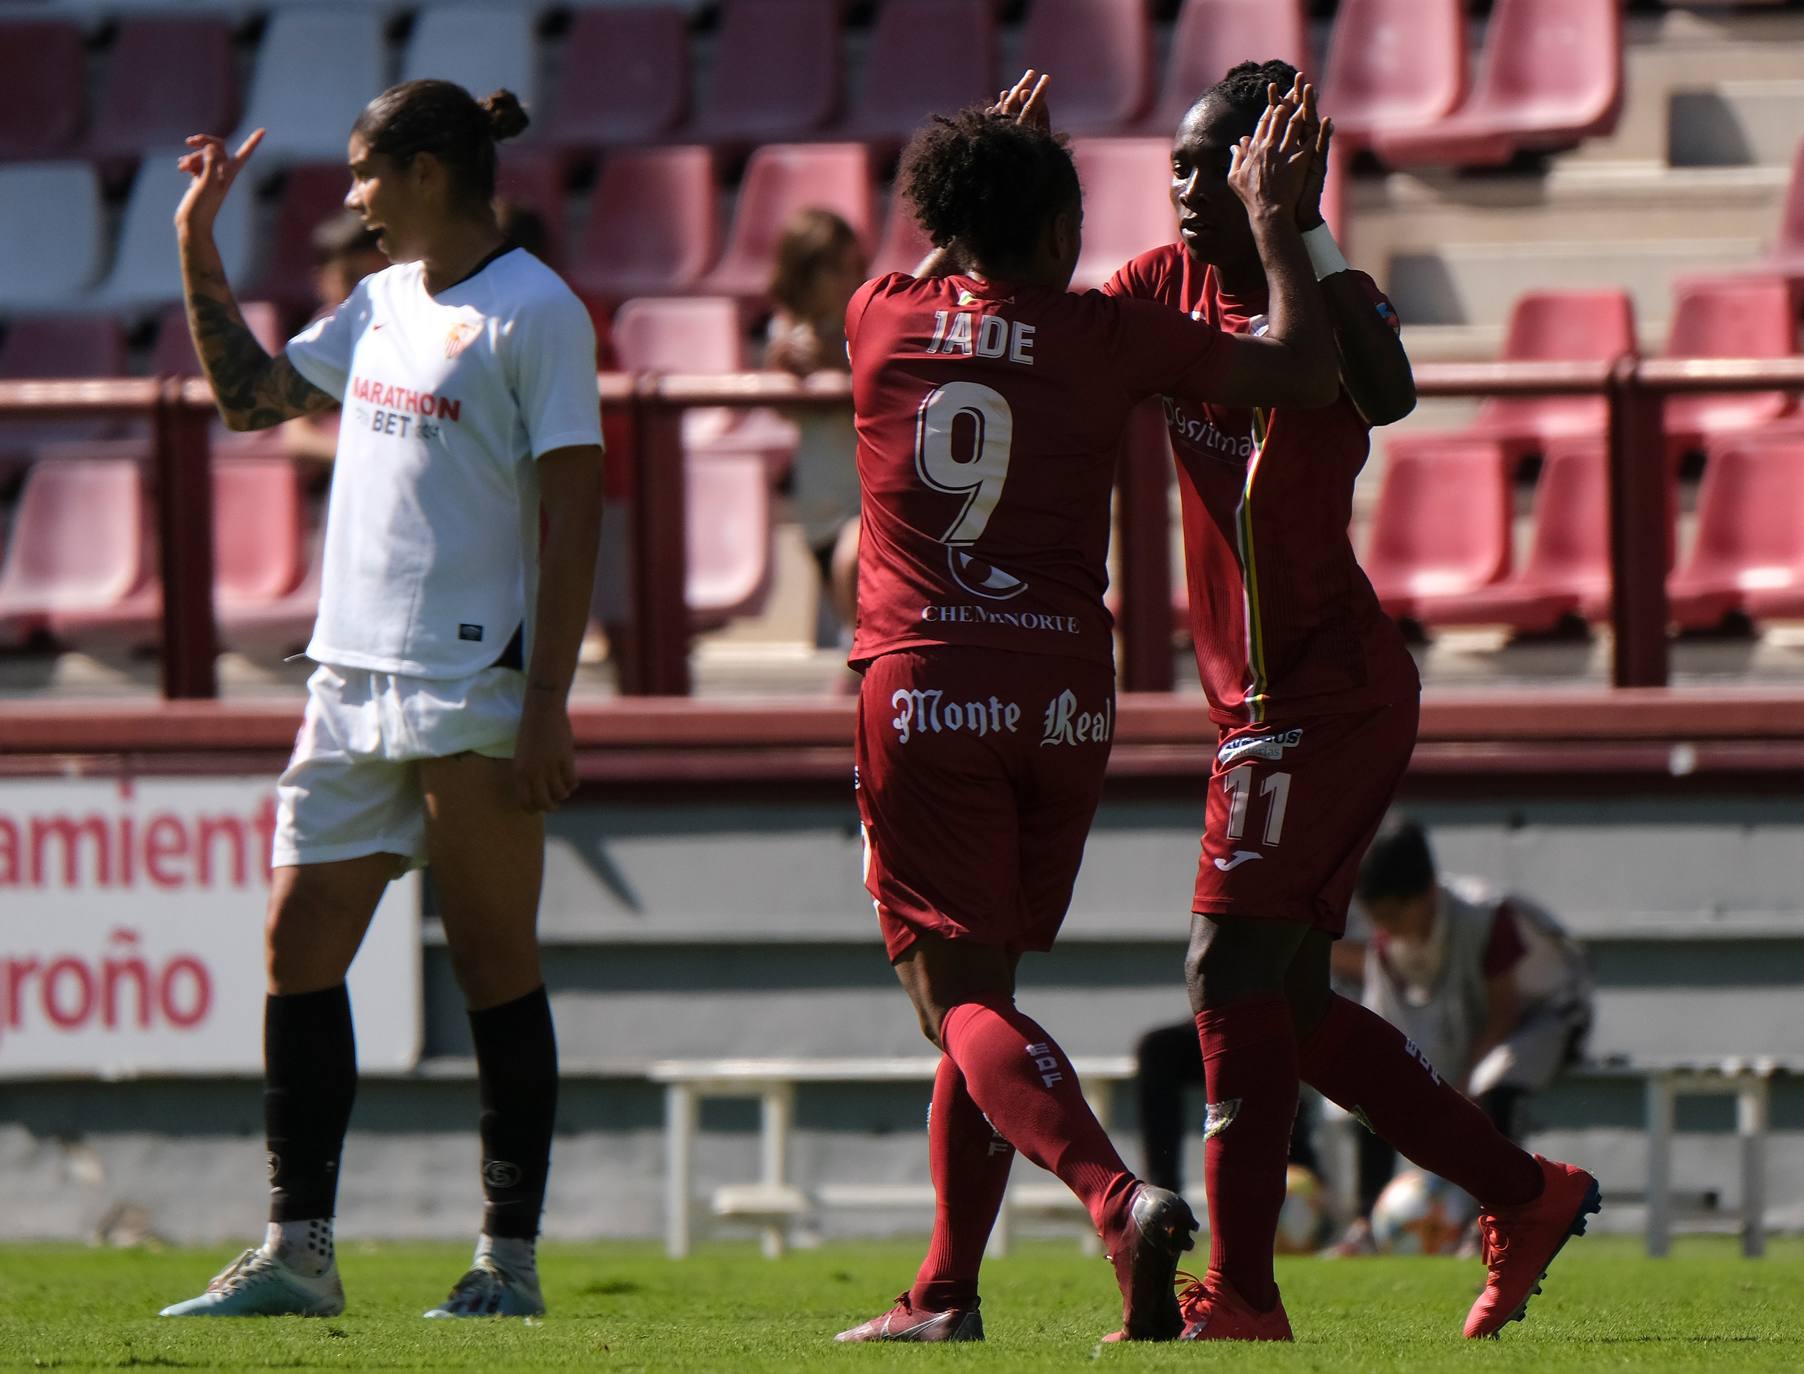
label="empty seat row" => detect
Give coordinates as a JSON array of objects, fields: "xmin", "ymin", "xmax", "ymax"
[
  {"xmin": 0, "ymin": 133, "xmax": 1210, "ymax": 315},
  {"xmin": 0, "ymin": 0, "xmax": 1625, "ymax": 172},
  {"xmin": 0, "ymin": 447, "xmax": 316, "ymax": 652},
  {"xmin": 1388, "ymin": 277, "xmax": 1801, "ymax": 475},
  {"xmin": 1364, "ymin": 429, "xmax": 1804, "ymax": 635}
]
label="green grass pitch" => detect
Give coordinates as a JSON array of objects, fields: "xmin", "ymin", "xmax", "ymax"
[{"xmin": 3, "ymin": 1236, "xmax": 1801, "ymax": 1371}]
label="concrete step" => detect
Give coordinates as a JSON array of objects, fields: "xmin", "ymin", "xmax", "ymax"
[
  {"xmin": 1386, "ymin": 236, "xmax": 1765, "ymax": 328},
  {"xmin": 1670, "ymin": 81, "xmax": 1804, "ymax": 168}
]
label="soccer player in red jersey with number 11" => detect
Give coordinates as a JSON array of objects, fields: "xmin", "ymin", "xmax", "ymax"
[
  {"xmin": 834, "ymin": 77, "xmax": 1339, "ymax": 1345},
  {"xmin": 1087, "ymin": 59, "xmax": 1602, "ymax": 1340}
]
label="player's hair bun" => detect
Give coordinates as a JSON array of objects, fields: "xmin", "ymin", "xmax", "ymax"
[{"xmin": 482, "ymin": 89, "xmax": 530, "ymax": 143}]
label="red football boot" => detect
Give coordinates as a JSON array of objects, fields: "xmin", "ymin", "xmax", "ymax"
[
  {"xmin": 1464, "ymin": 1155, "xmax": 1601, "ymax": 1339},
  {"xmin": 1096, "ymin": 1183, "xmax": 1199, "ymax": 1342},
  {"xmin": 1175, "ymin": 1271, "xmax": 1294, "ymax": 1341},
  {"xmin": 835, "ymin": 1293, "xmax": 983, "ymax": 1342}
]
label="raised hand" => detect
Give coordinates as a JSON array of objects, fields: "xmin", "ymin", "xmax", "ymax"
[
  {"xmin": 174, "ymin": 129, "xmax": 264, "ymax": 238},
  {"xmin": 1296, "ymin": 115, "xmax": 1335, "ymax": 232},
  {"xmin": 988, "ymin": 68, "xmax": 1051, "ymax": 132},
  {"xmin": 1227, "ymin": 77, "xmax": 1319, "ymax": 223}
]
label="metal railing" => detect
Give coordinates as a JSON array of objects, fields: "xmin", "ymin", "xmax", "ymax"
[{"xmin": 3, "ymin": 357, "xmax": 1803, "ymax": 699}]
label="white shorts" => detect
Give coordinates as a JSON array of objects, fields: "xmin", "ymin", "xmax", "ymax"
[{"xmin": 273, "ymin": 662, "xmax": 526, "ymax": 871}]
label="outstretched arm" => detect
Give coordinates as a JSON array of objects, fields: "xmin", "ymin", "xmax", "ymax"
[
  {"xmin": 1296, "ymin": 119, "xmax": 1416, "ymax": 426},
  {"xmin": 175, "ymin": 130, "xmax": 336, "ymax": 431}
]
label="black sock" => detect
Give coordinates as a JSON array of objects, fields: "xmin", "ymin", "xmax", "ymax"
[
  {"xmin": 470, "ymin": 985, "xmax": 558, "ymax": 1240},
  {"xmin": 265, "ymin": 985, "xmax": 357, "ymax": 1222}
]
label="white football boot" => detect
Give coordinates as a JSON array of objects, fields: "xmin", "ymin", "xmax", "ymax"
[
  {"xmin": 423, "ymin": 1256, "xmax": 545, "ymax": 1319},
  {"xmin": 160, "ymin": 1247, "xmax": 345, "ymax": 1317}
]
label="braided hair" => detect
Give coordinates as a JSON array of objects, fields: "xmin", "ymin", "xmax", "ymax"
[{"xmin": 1198, "ymin": 58, "xmax": 1299, "ymax": 133}]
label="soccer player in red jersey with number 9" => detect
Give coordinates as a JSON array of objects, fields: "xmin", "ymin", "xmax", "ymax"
[
  {"xmin": 834, "ymin": 76, "xmax": 1339, "ymax": 1345},
  {"xmin": 1089, "ymin": 60, "xmax": 1602, "ymax": 1341}
]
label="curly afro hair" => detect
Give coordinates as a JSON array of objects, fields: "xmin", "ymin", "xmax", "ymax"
[{"xmin": 897, "ymin": 107, "xmax": 1079, "ymax": 273}]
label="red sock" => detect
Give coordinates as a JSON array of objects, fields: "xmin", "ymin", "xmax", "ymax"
[
  {"xmin": 1197, "ymin": 998, "xmax": 1297, "ymax": 1313},
  {"xmin": 910, "ymin": 1055, "xmax": 1014, "ymax": 1311},
  {"xmin": 1299, "ymin": 994, "xmax": 1541, "ymax": 1208},
  {"xmin": 939, "ymin": 1000, "xmax": 1134, "ymax": 1234}
]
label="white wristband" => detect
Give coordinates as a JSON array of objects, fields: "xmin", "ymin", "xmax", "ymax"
[{"xmin": 1302, "ymin": 222, "xmax": 1349, "ymax": 281}]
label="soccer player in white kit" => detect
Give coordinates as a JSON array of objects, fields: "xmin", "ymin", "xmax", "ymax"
[{"xmin": 159, "ymin": 81, "xmax": 604, "ymax": 1319}]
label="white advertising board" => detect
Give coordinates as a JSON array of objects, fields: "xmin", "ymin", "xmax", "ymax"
[{"xmin": 0, "ymin": 776, "xmax": 420, "ymax": 1076}]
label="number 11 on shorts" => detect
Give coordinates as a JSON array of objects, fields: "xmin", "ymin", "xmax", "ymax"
[{"xmin": 1222, "ymin": 764, "xmax": 1291, "ymax": 846}]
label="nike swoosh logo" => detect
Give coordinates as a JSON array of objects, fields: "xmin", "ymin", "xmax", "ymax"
[{"xmin": 1213, "ymin": 850, "xmax": 1262, "ymax": 871}]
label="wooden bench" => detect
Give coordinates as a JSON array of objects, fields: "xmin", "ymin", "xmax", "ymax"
[{"xmin": 647, "ymin": 1055, "xmax": 1136, "ymax": 1258}]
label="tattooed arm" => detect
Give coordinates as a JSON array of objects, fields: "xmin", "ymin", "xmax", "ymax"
[{"xmin": 175, "ymin": 130, "xmax": 336, "ymax": 431}]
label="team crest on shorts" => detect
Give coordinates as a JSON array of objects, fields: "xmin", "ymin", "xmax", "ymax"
[{"xmin": 444, "ymin": 321, "xmax": 482, "ymax": 358}]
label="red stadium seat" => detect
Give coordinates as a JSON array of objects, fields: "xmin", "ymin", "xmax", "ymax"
[
  {"xmin": 569, "ymin": 146, "xmax": 721, "ymax": 307},
  {"xmin": 42, "ymin": 446, "xmax": 310, "ymax": 651},
  {"xmin": 1662, "ymin": 276, "xmax": 1797, "ymax": 461},
  {"xmin": 1390, "ymin": 290, "xmax": 1637, "ymax": 475},
  {"xmin": 613, "ymin": 298, "xmax": 745, "ymax": 375},
  {"xmin": 1670, "ymin": 437, "xmax": 1804, "ymax": 631},
  {"xmin": 612, "ymin": 296, "xmax": 796, "ymax": 477},
  {"xmin": 842, "ymin": 0, "xmax": 998, "ymax": 147},
  {"xmin": 1469, "ymin": 289, "xmax": 1636, "ymax": 458},
  {"xmin": 869, "ymin": 192, "xmax": 934, "ymax": 280},
  {"xmin": 88, "ymin": 18, "xmax": 239, "ymax": 172},
  {"xmin": 0, "ymin": 316, "xmax": 129, "ymax": 481},
  {"xmin": 1362, "ymin": 438, "xmax": 1514, "ymax": 625},
  {"xmin": 254, "ymin": 163, "xmax": 353, "ymax": 314},
  {"xmin": 684, "ymin": 449, "xmax": 775, "ymax": 627},
  {"xmin": 540, "ymin": 5, "xmax": 690, "ymax": 151},
  {"xmin": 1319, "ymin": 0, "xmax": 1466, "ymax": 149},
  {"xmin": 700, "ymin": 144, "xmax": 876, "ymax": 300},
  {"xmin": 693, "ymin": 0, "xmax": 842, "ymax": 146},
  {"xmin": 1764, "ymin": 139, "xmax": 1804, "ymax": 287},
  {"xmin": 1412, "ymin": 439, "xmax": 1620, "ymax": 632},
  {"xmin": 1018, "ymin": 0, "xmax": 1155, "ymax": 135},
  {"xmin": 0, "ymin": 20, "xmax": 86, "ymax": 160},
  {"xmin": 1138, "ymin": 0, "xmax": 1308, "ymax": 139},
  {"xmin": 1371, "ymin": 0, "xmax": 1623, "ymax": 169},
  {"xmin": 1067, "ymin": 139, "xmax": 1176, "ymax": 291},
  {"xmin": 0, "ymin": 457, "xmax": 152, "ymax": 649}
]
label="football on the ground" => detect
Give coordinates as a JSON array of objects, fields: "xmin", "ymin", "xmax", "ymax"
[
  {"xmin": 1369, "ymin": 1168, "xmax": 1477, "ymax": 1255},
  {"xmin": 1274, "ymin": 1163, "xmax": 1333, "ymax": 1255}
]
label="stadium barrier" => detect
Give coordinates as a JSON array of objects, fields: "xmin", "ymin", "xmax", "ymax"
[{"xmin": 4, "ymin": 357, "xmax": 1804, "ymax": 699}]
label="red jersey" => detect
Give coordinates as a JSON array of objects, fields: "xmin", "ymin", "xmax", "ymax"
[
  {"xmin": 846, "ymin": 271, "xmax": 1231, "ymax": 669},
  {"xmin": 1105, "ymin": 244, "xmax": 1419, "ymax": 724}
]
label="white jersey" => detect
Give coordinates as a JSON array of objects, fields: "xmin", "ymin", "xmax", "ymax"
[{"xmin": 286, "ymin": 248, "xmax": 603, "ymax": 678}]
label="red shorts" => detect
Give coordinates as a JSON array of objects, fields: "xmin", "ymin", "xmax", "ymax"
[
  {"xmin": 1193, "ymin": 696, "xmax": 1419, "ymax": 935},
  {"xmin": 855, "ymin": 647, "xmax": 1115, "ymax": 961}
]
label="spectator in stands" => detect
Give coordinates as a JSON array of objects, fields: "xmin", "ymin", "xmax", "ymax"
[
  {"xmin": 766, "ymin": 207, "xmax": 864, "ymax": 647},
  {"xmin": 1331, "ymin": 814, "xmax": 1594, "ymax": 1253},
  {"xmin": 160, "ymin": 80, "xmax": 603, "ymax": 1323},
  {"xmin": 283, "ymin": 212, "xmax": 388, "ymax": 465}
]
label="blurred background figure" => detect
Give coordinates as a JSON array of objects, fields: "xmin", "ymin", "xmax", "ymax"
[
  {"xmin": 765, "ymin": 207, "xmax": 864, "ymax": 648},
  {"xmin": 495, "ymin": 197, "xmax": 552, "ymax": 265},
  {"xmin": 282, "ymin": 211, "xmax": 387, "ymax": 466},
  {"xmin": 1332, "ymin": 813, "xmax": 1594, "ymax": 1255}
]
